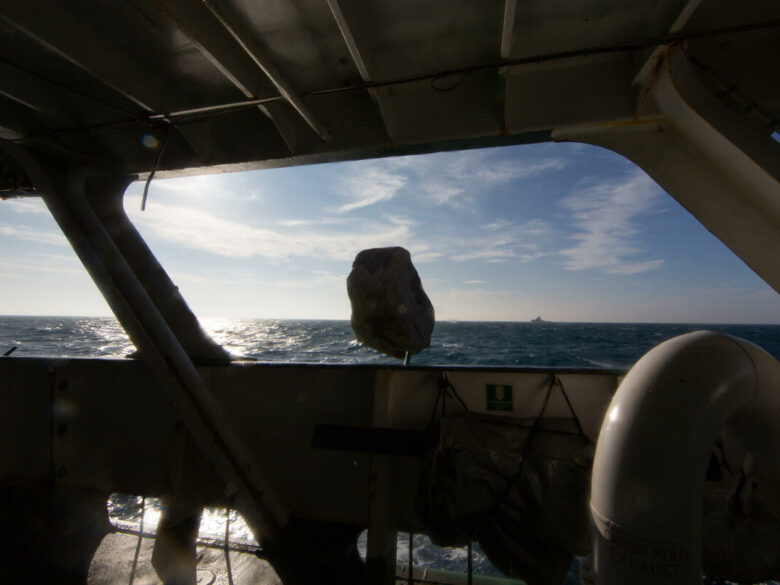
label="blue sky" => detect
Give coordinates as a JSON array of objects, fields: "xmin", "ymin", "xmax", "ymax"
[{"xmin": 2, "ymin": 142, "xmax": 779, "ymax": 323}]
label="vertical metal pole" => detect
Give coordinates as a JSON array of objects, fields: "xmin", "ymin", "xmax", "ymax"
[
  {"xmin": 128, "ymin": 497, "xmax": 146, "ymax": 585},
  {"xmin": 407, "ymin": 533, "xmax": 413, "ymax": 585},
  {"xmin": 467, "ymin": 541, "xmax": 473, "ymax": 585},
  {"xmin": 365, "ymin": 371, "xmax": 398, "ymax": 585},
  {"xmin": 224, "ymin": 508, "xmax": 235, "ymax": 585}
]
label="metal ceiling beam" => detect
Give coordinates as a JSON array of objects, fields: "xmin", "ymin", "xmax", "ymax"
[
  {"xmin": 199, "ymin": 0, "xmax": 331, "ymax": 141},
  {"xmin": 0, "ymin": 63, "xmax": 78, "ymax": 127},
  {"xmin": 324, "ymin": 0, "xmax": 397, "ymax": 145},
  {"xmin": 634, "ymin": 0, "xmax": 705, "ymax": 85},
  {"xmin": 150, "ymin": 0, "xmax": 270, "ymax": 100},
  {"xmin": 0, "ymin": 1, "xmax": 172, "ymax": 114},
  {"xmin": 326, "ymin": 0, "xmax": 372, "ymax": 81},
  {"xmin": 150, "ymin": 0, "xmax": 298, "ymax": 154},
  {"xmin": 501, "ymin": 0, "xmax": 518, "ymax": 59},
  {"xmin": 0, "ymin": 96, "xmax": 42, "ymax": 140},
  {"xmin": 669, "ymin": 0, "xmax": 705, "ymax": 34}
]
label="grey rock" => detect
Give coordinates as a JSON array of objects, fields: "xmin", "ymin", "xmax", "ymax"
[{"xmin": 347, "ymin": 247, "xmax": 434, "ymax": 359}]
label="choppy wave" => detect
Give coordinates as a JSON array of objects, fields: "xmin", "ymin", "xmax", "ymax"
[{"xmin": 3, "ymin": 316, "xmax": 780, "ymax": 369}]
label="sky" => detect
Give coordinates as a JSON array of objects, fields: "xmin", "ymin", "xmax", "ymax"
[{"xmin": 2, "ymin": 141, "xmax": 780, "ymax": 323}]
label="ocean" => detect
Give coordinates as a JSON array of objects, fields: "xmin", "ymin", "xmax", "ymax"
[
  {"xmin": 3, "ymin": 315, "xmax": 780, "ymax": 583},
  {"xmin": 3, "ymin": 315, "xmax": 780, "ymax": 368}
]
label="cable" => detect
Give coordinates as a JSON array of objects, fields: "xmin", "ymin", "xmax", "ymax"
[
  {"xmin": 140, "ymin": 132, "xmax": 170, "ymax": 211},
  {"xmin": 482, "ymin": 376, "xmax": 555, "ymax": 517},
  {"xmin": 0, "ymin": 56, "xmax": 145, "ymax": 122},
  {"xmin": 555, "ymin": 375, "xmax": 591, "ymax": 444},
  {"xmin": 224, "ymin": 508, "xmax": 235, "ymax": 585},
  {"xmin": 431, "ymin": 72, "xmax": 467, "ymax": 92},
  {"xmin": 128, "ymin": 497, "xmax": 146, "ymax": 585},
  {"xmin": 42, "ymin": 18, "xmax": 780, "ymax": 134},
  {"xmin": 444, "ymin": 378, "xmax": 470, "ymax": 414},
  {"xmin": 426, "ymin": 373, "xmax": 470, "ymax": 430}
]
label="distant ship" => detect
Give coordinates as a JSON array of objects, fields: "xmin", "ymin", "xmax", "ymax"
[{"xmin": 531, "ymin": 315, "xmax": 547, "ymax": 323}]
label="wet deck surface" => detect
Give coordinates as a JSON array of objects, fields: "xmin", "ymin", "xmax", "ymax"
[{"xmin": 88, "ymin": 531, "xmax": 282, "ymax": 585}]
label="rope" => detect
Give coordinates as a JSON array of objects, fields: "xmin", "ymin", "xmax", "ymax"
[
  {"xmin": 140, "ymin": 131, "xmax": 170, "ymax": 211},
  {"xmin": 426, "ymin": 372, "xmax": 470, "ymax": 430},
  {"xmin": 128, "ymin": 497, "xmax": 146, "ymax": 585},
  {"xmin": 426, "ymin": 372, "xmax": 590, "ymax": 552},
  {"xmin": 554, "ymin": 375, "xmax": 591, "ymax": 444},
  {"xmin": 224, "ymin": 508, "xmax": 235, "ymax": 585},
  {"xmin": 482, "ymin": 376, "xmax": 555, "ymax": 518}
]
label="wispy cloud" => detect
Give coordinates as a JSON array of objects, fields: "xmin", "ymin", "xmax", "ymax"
[
  {"xmin": 0, "ymin": 256, "xmax": 83, "ymax": 276},
  {"xmin": 0, "ymin": 225, "xmax": 68, "ymax": 247},
  {"xmin": 483, "ymin": 219, "xmax": 511, "ymax": 231},
  {"xmin": 559, "ymin": 172, "xmax": 665, "ymax": 274},
  {"xmin": 276, "ymin": 218, "xmax": 350, "ymax": 228},
  {"xmin": 3, "ymin": 198, "xmax": 49, "ymax": 214},
  {"xmin": 416, "ymin": 153, "xmax": 565, "ymax": 207},
  {"xmin": 337, "ymin": 166, "xmax": 407, "ymax": 212},
  {"xmin": 335, "ymin": 150, "xmax": 565, "ymax": 211},
  {"xmin": 128, "ymin": 174, "xmax": 264, "ymax": 203},
  {"xmin": 449, "ymin": 219, "xmax": 554, "ymax": 263},
  {"xmin": 167, "ymin": 271, "xmax": 242, "ymax": 286},
  {"xmin": 125, "ymin": 195, "xmax": 415, "ymax": 262}
]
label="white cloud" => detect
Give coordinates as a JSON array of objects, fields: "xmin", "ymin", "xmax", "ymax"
[
  {"xmin": 417, "ymin": 153, "xmax": 565, "ymax": 207},
  {"xmin": 0, "ymin": 225, "xmax": 68, "ymax": 247},
  {"xmin": 607, "ymin": 259, "xmax": 665, "ymax": 275},
  {"xmin": 337, "ymin": 166, "xmax": 407, "ymax": 212},
  {"xmin": 452, "ymin": 248, "xmax": 516, "ymax": 262},
  {"xmin": 128, "ymin": 174, "xmax": 262, "ymax": 202},
  {"xmin": 483, "ymin": 220, "xmax": 511, "ymax": 231},
  {"xmin": 168, "ymin": 271, "xmax": 242, "ymax": 285},
  {"xmin": 3, "ymin": 198, "xmax": 49, "ymax": 214},
  {"xmin": 125, "ymin": 195, "xmax": 415, "ymax": 262},
  {"xmin": 276, "ymin": 218, "xmax": 349, "ymax": 228},
  {"xmin": 0, "ymin": 257, "xmax": 83, "ymax": 277},
  {"xmin": 559, "ymin": 172, "xmax": 665, "ymax": 274},
  {"xmin": 335, "ymin": 150, "xmax": 565, "ymax": 210},
  {"xmin": 411, "ymin": 249, "xmax": 445, "ymax": 262},
  {"xmin": 448, "ymin": 219, "xmax": 554, "ymax": 263}
]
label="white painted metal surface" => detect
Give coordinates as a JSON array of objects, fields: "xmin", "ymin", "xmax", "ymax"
[{"xmin": 590, "ymin": 331, "xmax": 780, "ymax": 584}]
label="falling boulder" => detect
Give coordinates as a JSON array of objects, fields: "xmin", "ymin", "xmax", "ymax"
[{"xmin": 347, "ymin": 247, "xmax": 434, "ymax": 359}]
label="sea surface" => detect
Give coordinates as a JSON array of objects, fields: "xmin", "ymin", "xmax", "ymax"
[
  {"xmin": 3, "ymin": 315, "xmax": 780, "ymax": 583},
  {"xmin": 3, "ymin": 315, "xmax": 780, "ymax": 367}
]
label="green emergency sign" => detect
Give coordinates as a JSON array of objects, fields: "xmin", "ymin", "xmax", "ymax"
[{"xmin": 486, "ymin": 384, "xmax": 513, "ymax": 411}]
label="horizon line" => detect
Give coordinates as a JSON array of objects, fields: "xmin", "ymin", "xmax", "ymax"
[{"xmin": 1, "ymin": 314, "xmax": 779, "ymax": 326}]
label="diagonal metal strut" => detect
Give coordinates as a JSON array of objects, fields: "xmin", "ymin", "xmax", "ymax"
[{"xmin": 0, "ymin": 143, "xmax": 290, "ymax": 542}]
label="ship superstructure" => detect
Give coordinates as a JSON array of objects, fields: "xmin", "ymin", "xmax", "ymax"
[{"xmin": 1, "ymin": 2, "xmax": 780, "ymax": 584}]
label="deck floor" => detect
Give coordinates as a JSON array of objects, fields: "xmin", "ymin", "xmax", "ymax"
[{"xmin": 88, "ymin": 531, "xmax": 282, "ymax": 585}]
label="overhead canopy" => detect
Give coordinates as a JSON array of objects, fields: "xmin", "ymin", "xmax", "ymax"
[{"xmin": 1, "ymin": 0, "xmax": 778, "ymax": 182}]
